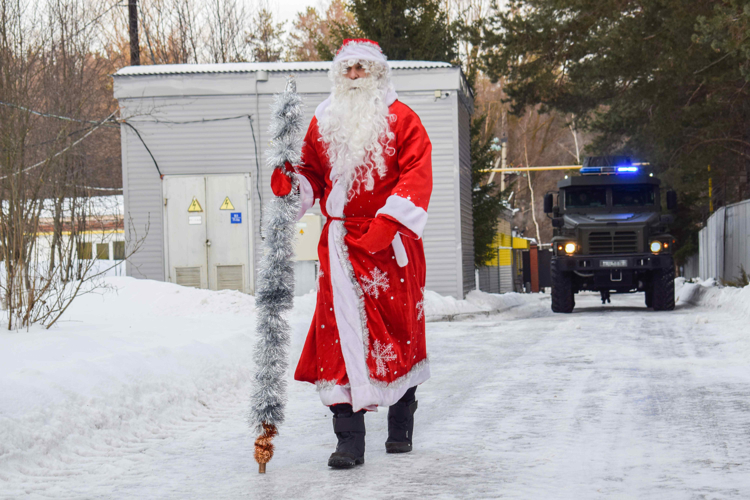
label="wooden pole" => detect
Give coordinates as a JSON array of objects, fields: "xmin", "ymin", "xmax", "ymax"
[
  {"xmin": 708, "ymin": 165, "xmax": 713, "ymax": 213},
  {"xmin": 128, "ymin": 0, "xmax": 140, "ymax": 66}
]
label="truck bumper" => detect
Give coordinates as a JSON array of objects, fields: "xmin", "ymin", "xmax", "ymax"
[{"xmin": 553, "ymin": 253, "xmax": 674, "ymax": 272}]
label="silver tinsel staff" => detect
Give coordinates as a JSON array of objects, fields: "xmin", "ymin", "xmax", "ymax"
[{"xmin": 248, "ymin": 77, "xmax": 304, "ymax": 474}]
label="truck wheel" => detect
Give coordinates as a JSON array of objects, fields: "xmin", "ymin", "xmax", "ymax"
[
  {"xmin": 651, "ymin": 266, "xmax": 675, "ymax": 311},
  {"xmin": 551, "ymin": 260, "xmax": 575, "ymax": 313},
  {"xmin": 645, "ymin": 289, "xmax": 653, "ymax": 308}
]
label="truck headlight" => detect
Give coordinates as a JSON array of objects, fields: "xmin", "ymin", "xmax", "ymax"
[
  {"xmin": 650, "ymin": 241, "xmax": 662, "ymax": 253},
  {"xmin": 564, "ymin": 243, "xmax": 576, "ymax": 254}
]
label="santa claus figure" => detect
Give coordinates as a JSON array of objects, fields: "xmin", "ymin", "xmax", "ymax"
[{"xmin": 271, "ymin": 38, "xmax": 432, "ymax": 468}]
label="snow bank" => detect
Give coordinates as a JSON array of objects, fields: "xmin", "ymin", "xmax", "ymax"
[
  {"xmin": 424, "ymin": 289, "xmax": 538, "ymax": 320},
  {"xmin": 676, "ymin": 278, "xmax": 750, "ymax": 320},
  {"xmin": 0, "ymin": 277, "xmax": 534, "ymax": 470},
  {"xmin": 0, "ymin": 277, "xmax": 272, "ymax": 471}
]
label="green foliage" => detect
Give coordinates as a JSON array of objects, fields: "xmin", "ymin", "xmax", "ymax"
[
  {"xmin": 480, "ymin": 0, "xmax": 750, "ymax": 259},
  {"xmin": 246, "ymin": 8, "xmax": 285, "ymax": 62},
  {"xmin": 347, "ymin": 0, "xmax": 457, "ymax": 61},
  {"xmin": 315, "ymin": 22, "xmax": 365, "ymax": 60},
  {"xmin": 471, "ymin": 117, "xmax": 506, "ymax": 267},
  {"xmin": 695, "ymin": 0, "xmax": 750, "ymax": 82}
]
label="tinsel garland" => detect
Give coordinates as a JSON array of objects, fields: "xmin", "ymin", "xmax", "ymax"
[{"xmin": 248, "ymin": 77, "xmax": 304, "ymax": 474}]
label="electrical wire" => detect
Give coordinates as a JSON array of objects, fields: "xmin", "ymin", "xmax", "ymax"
[
  {"xmin": 127, "ymin": 115, "xmax": 251, "ymax": 125},
  {"xmin": 119, "ymin": 121, "xmax": 162, "ymax": 178},
  {"xmin": 0, "ymin": 100, "xmax": 119, "ymax": 127},
  {"xmin": 248, "ymin": 116, "xmax": 263, "ymax": 238},
  {"xmin": 0, "ymin": 110, "xmax": 118, "ymax": 180},
  {"xmin": 1, "ymin": 100, "xmax": 261, "ymax": 197}
]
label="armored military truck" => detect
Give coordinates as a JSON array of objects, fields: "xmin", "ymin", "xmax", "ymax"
[{"xmin": 543, "ymin": 156, "xmax": 677, "ymax": 313}]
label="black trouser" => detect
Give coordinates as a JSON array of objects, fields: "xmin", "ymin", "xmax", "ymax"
[{"xmin": 330, "ymin": 386, "xmax": 417, "ymax": 415}]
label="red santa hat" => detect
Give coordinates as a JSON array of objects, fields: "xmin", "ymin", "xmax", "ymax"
[{"xmin": 333, "ymin": 39, "xmax": 388, "ymax": 66}]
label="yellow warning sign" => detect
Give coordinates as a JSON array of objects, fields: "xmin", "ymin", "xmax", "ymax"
[
  {"xmin": 220, "ymin": 197, "xmax": 235, "ymax": 210},
  {"xmin": 188, "ymin": 198, "xmax": 203, "ymax": 212}
]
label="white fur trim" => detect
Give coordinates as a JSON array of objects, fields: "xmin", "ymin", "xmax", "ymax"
[
  {"xmin": 325, "ymin": 178, "xmax": 347, "ymax": 217},
  {"xmin": 314, "ymin": 89, "xmax": 399, "ymax": 121},
  {"xmin": 326, "ymin": 219, "xmax": 430, "ymax": 411},
  {"xmin": 317, "ymin": 384, "xmax": 377, "ymax": 412},
  {"xmin": 295, "ymin": 173, "xmax": 314, "ymax": 221},
  {"xmin": 318, "ymin": 361, "xmax": 431, "ymax": 410},
  {"xmin": 333, "ymin": 41, "xmax": 387, "ymax": 65},
  {"xmin": 328, "ymin": 221, "xmax": 372, "ymax": 411},
  {"xmin": 376, "ymin": 195, "xmax": 428, "ymax": 238},
  {"xmin": 392, "ymin": 233, "xmax": 408, "ymax": 267},
  {"xmin": 349, "ymin": 360, "xmax": 430, "ymax": 409}
]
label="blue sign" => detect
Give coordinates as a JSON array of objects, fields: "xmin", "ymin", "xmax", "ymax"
[{"xmin": 230, "ymin": 212, "xmax": 242, "ymax": 224}]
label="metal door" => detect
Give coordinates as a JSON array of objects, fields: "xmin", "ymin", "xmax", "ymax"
[
  {"xmin": 206, "ymin": 174, "xmax": 252, "ymax": 293},
  {"xmin": 163, "ymin": 175, "xmax": 208, "ymax": 288}
]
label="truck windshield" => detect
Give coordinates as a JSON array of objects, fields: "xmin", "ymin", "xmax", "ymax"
[
  {"xmin": 565, "ymin": 187, "xmax": 607, "ymax": 208},
  {"xmin": 612, "ymin": 185, "xmax": 655, "ymax": 207}
]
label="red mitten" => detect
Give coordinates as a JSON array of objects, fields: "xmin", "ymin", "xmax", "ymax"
[
  {"xmin": 271, "ymin": 163, "xmax": 294, "ymax": 197},
  {"xmin": 355, "ymin": 216, "xmax": 400, "ymax": 254}
]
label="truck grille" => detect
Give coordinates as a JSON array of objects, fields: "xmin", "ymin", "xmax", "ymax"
[{"xmin": 588, "ymin": 231, "xmax": 638, "ymax": 254}]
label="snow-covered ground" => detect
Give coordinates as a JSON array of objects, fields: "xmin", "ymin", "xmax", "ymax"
[{"xmin": 1, "ymin": 278, "xmax": 749, "ymax": 499}]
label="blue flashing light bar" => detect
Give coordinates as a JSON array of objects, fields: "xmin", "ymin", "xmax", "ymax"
[{"xmin": 580, "ymin": 165, "xmax": 640, "ymax": 175}]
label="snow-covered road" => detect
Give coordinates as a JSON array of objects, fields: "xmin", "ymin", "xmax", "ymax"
[{"xmin": 2, "ymin": 281, "xmax": 750, "ymax": 499}]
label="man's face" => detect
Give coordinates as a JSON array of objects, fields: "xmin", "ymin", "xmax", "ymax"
[{"xmin": 345, "ymin": 63, "xmax": 368, "ymax": 80}]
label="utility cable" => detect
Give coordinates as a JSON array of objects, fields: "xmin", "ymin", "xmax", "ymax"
[
  {"xmin": 248, "ymin": 115, "xmax": 263, "ymax": 238},
  {"xmin": 119, "ymin": 121, "xmax": 162, "ymax": 178},
  {"xmin": 0, "ymin": 110, "xmax": 118, "ymax": 180},
  {"xmin": 0, "ymin": 100, "xmax": 119, "ymax": 127},
  {"xmin": 128, "ymin": 115, "xmax": 251, "ymax": 125}
]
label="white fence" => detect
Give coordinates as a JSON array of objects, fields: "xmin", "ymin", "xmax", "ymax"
[{"xmin": 699, "ymin": 199, "xmax": 750, "ymax": 282}]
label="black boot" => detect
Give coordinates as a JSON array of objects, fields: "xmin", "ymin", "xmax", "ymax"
[
  {"xmin": 386, "ymin": 386, "xmax": 418, "ymax": 454},
  {"xmin": 328, "ymin": 404, "xmax": 366, "ymax": 468}
]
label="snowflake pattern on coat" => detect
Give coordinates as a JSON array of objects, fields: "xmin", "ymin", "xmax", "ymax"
[
  {"xmin": 360, "ymin": 267, "xmax": 390, "ymax": 298},
  {"xmin": 416, "ymin": 287, "xmax": 425, "ymax": 320},
  {"xmin": 371, "ymin": 339, "xmax": 397, "ymax": 376}
]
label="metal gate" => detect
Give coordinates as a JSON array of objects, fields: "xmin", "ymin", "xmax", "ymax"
[{"xmin": 162, "ymin": 174, "xmax": 254, "ymax": 293}]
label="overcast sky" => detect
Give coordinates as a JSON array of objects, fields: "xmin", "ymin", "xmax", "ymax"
[{"xmin": 272, "ymin": 0, "xmax": 323, "ymax": 29}]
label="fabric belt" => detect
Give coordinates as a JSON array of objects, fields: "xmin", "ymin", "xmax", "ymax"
[
  {"xmin": 325, "ymin": 215, "xmax": 409, "ymax": 268},
  {"xmin": 327, "ymin": 216, "xmax": 372, "ymax": 223}
]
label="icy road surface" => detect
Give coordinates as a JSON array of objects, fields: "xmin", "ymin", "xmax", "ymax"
[{"xmin": 2, "ymin": 281, "xmax": 750, "ymax": 499}]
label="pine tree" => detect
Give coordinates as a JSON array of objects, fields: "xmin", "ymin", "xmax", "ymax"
[
  {"xmin": 245, "ymin": 7, "xmax": 285, "ymax": 62},
  {"xmin": 480, "ymin": 0, "xmax": 750, "ymax": 258},
  {"xmin": 348, "ymin": 0, "xmax": 456, "ymax": 61},
  {"xmin": 286, "ymin": 0, "xmax": 362, "ymax": 61},
  {"xmin": 471, "ymin": 117, "xmax": 506, "ymax": 267}
]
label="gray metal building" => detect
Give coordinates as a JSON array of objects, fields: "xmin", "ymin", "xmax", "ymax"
[{"xmin": 113, "ymin": 61, "xmax": 474, "ymax": 298}]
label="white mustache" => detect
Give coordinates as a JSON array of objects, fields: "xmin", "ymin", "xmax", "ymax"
[{"xmin": 343, "ymin": 78, "xmax": 369, "ymax": 90}]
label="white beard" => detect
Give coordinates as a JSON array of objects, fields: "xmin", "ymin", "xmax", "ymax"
[{"xmin": 318, "ymin": 66, "xmax": 395, "ymax": 199}]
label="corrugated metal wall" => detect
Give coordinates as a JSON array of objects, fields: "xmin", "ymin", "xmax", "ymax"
[
  {"xmin": 698, "ymin": 199, "xmax": 750, "ymax": 282},
  {"xmin": 407, "ymin": 92, "xmax": 466, "ymax": 297},
  {"xmin": 682, "ymin": 254, "xmax": 700, "ymax": 280},
  {"xmin": 458, "ymin": 101, "xmax": 474, "ymax": 297},
  {"xmin": 119, "ymin": 92, "xmax": 316, "ymax": 284},
  {"xmin": 477, "ymin": 266, "xmax": 514, "ymax": 294},
  {"xmin": 117, "ymin": 70, "xmax": 474, "ymax": 297}
]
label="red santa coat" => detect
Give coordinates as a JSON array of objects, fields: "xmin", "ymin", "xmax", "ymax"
[{"xmin": 292, "ymin": 98, "xmax": 432, "ymax": 411}]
